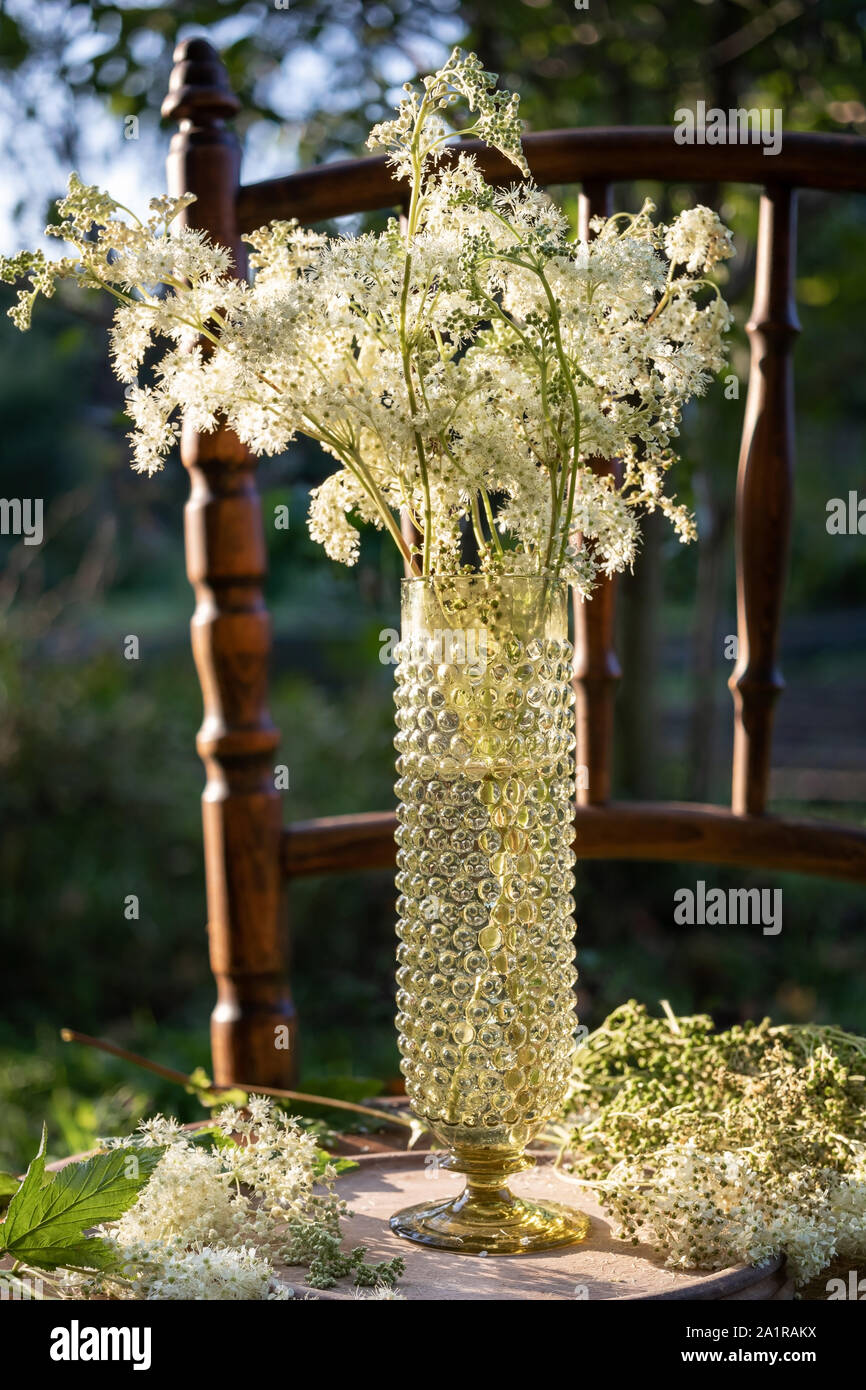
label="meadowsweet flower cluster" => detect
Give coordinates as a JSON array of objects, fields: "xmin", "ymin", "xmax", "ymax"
[
  {"xmin": 144, "ymin": 1244, "xmax": 293, "ymax": 1301},
  {"xmin": 63, "ymin": 1097, "xmax": 403, "ymax": 1299},
  {"xmin": 562, "ymin": 1002, "xmax": 866, "ymax": 1285},
  {"xmin": 0, "ymin": 48, "xmax": 733, "ymax": 589},
  {"xmin": 353, "ymin": 1283, "xmax": 409, "ymax": 1300}
]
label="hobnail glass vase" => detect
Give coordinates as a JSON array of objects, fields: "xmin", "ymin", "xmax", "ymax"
[{"xmin": 391, "ymin": 575, "xmax": 588, "ymax": 1254}]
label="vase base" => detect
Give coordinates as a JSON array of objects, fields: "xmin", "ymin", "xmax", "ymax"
[{"xmin": 390, "ymin": 1191, "xmax": 590, "ymax": 1256}]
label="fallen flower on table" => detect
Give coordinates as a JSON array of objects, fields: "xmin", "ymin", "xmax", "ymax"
[
  {"xmin": 2, "ymin": 1097, "xmax": 404, "ymax": 1300},
  {"xmin": 560, "ymin": 1000, "xmax": 866, "ymax": 1285}
]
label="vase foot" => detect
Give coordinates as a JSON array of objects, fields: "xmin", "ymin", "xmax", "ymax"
[{"xmin": 390, "ymin": 1189, "xmax": 590, "ymax": 1255}]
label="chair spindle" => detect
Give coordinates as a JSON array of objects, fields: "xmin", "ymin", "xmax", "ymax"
[
  {"xmin": 730, "ymin": 185, "xmax": 800, "ymax": 816},
  {"xmin": 572, "ymin": 182, "xmax": 621, "ymax": 806}
]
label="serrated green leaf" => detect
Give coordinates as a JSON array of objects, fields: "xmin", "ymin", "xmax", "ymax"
[
  {"xmin": 0, "ymin": 1128, "xmax": 163, "ymax": 1272},
  {"xmin": 23, "ymin": 1235, "xmax": 120, "ymax": 1273}
]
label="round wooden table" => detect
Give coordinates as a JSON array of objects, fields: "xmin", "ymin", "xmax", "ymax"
[{"xmin": 280, "ymin": 1151, "xmax": 793, "ymax": 1301}]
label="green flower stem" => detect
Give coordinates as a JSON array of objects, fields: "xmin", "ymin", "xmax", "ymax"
[
  {"xmin": 398, "ymin": 91, "xmax": 435, "ymax": 576},
  {"xmin": 480, "ymin": 487, "xmax": 505, "ymax": 558},
  {"xmin": 469, "ymin": 492, "xmax": 490, "ymax": 559}
]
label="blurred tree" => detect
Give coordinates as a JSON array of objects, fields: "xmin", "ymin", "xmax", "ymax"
[{"xmin": 1, "ymin": 0, "xmax": 864, "ymax": 221}]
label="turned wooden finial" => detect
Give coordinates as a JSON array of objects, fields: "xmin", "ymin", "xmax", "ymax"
[
  {"xmin": 162, "ymin": 37, "xmax": 248, "ymax": 280},
  {"xmin": 161, "ymin": 38, "xmax": 241, "ymax": 125}
]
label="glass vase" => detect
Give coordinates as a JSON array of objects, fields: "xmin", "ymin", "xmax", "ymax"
[{"xmin": 391, "ymin": 575, "xmax": 588, "ymax": 1254}]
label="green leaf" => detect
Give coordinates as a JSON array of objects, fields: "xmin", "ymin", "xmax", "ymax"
[
  {"xmin": 0, "ymin": 1128, "xmax": 163, "ymax": 1272},
  {"xmin": 313, "ymin": 1149, "xmax": 357, "ymax": 1178},
  {"xmin": 186, "ymin": 1066, "xmax": 248, "ymax": 1109},
  {"xmin": 0, "ymin": 1171, "xmax": 21, "ymax": 1211}
]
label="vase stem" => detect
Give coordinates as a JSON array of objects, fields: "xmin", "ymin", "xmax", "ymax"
[{"xmin": 390, "ymin": 1148, "xmax": 589, "ymax": 1255}]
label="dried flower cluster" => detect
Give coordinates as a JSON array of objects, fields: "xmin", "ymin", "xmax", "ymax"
[
  {"xmin": 0, "ymin": 49, "xmax": 733, "ymax": 591},
  {"xmin": 562, "ymin": 1001, "xmax": 866, "ymax": 1284},
  {"xmin": 62, "ymin": 1097, "xmax": 403, "ymax": 1299}
]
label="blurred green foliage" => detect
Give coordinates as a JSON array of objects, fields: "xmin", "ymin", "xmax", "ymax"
[
  {"xmin": 2, "ymin": 0, "xmax": 863, "ymax": 181},
  {"xmin": 1, "ymin": 0, "xmax": 865, "ymax": 1171}
]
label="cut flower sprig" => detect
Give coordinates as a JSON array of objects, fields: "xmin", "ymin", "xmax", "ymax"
[
  {"xmin": 0, "ymin": 48, "xmax": 734, "ymax": 591},
  {"xmin": 557, "ymin": 1001, "xmax": 866, "ymax": 1285}
]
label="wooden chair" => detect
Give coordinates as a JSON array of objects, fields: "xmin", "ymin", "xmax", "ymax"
[{"xmin": 161, "ymin": 38, "xmax": 866, "ymax": 1088}]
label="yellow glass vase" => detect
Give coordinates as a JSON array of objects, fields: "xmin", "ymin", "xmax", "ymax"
[{"xmin": 391, "ymin": 575, "xmax": 588, "ymax": 1254}]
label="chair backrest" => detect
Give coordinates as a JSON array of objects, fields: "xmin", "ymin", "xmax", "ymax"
[{"xmin": 161, "ymin": 38, "xmax": 866, "ymax": 1088}]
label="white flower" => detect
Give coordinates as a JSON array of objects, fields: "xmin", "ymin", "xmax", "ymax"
[
  {"xmin": 308, "ymin": 472, "xmax": 364, "ymax": 566},
  {"xmin": 664, "ymin": 205, "xmax": 735, "ymax": 275},
  {"xmin": 0, "ymin": 54, "xmax": 734, "ymax": 588},
  {"xmin": 113, "ymin": 1142, "xmax": 240, "ymax": 1248},
  {"xmin": 353, "ymin": 1283, "xmax": 408, "ymax": 1300},
  {"xmin": 145, "ymin": 1244, "xmax": 292, "ymax": 1301},
  {"xmin": 92, "ymin": 1097, "xmax": 403, "ymax": 1298}
]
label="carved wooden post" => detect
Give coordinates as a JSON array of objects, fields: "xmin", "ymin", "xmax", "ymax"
[
  {"xmin": 730, "ymin": 186, "xmax": 800, "ymax": 816},
  {"xmin": 572, "ymin": 182, "xmax": 621, "ymax": 806},
  {"xmin": 162, "ymin": 39, "xmax": 297, "ymax": 1085}
]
